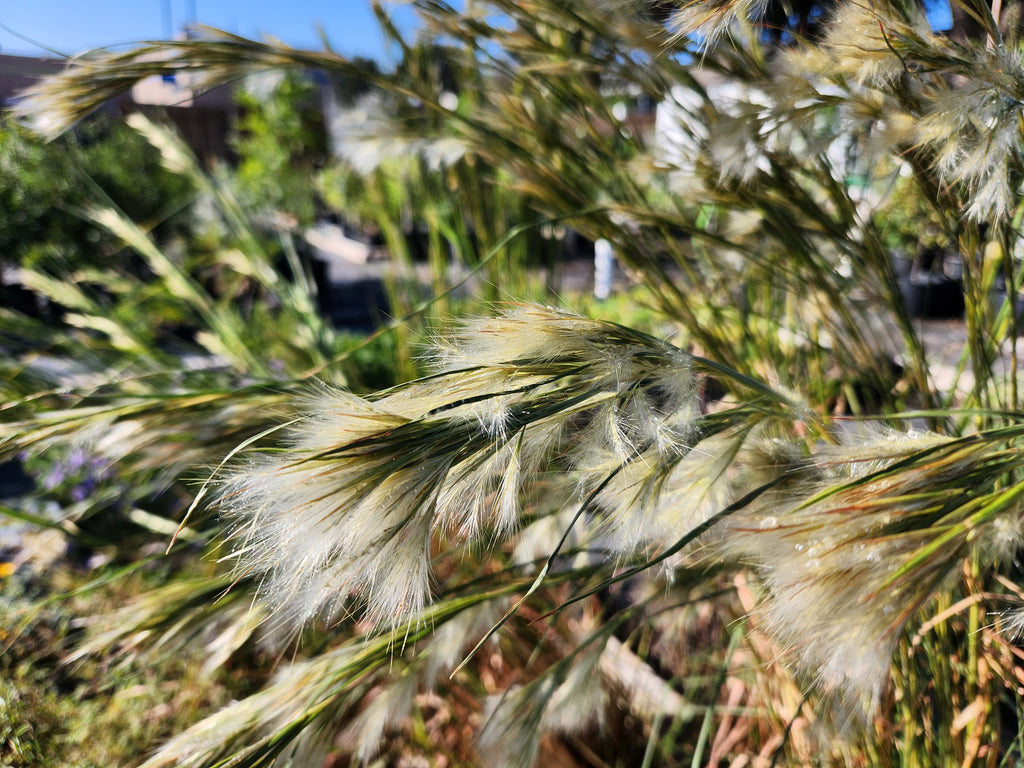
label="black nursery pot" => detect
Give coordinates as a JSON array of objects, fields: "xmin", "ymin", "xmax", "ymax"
[{"xmin": 899, "ymin": 273, "xmax": 965, "ymax": 319}]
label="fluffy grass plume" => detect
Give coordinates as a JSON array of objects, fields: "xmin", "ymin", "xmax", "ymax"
[
  {"xmin": 217, "ymin": 306, "xmax": 701, "ymax": 632},
  {"xmin": 722, "ymin": 427, "xmax": 1024, "ymax": 715}
]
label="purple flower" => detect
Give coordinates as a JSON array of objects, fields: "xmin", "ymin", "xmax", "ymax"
[
  {"xmin": 66, "ymin": 447, "xmax": 86, "ymax": 471},
  {"xmin": 42, "ymin": 467, "xmax": 66, "ymax": 491}
]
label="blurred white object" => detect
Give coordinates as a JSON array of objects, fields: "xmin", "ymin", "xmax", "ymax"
[{"xmin": 594, "ymin": 238, "xmax": 614, "ymax": 300}]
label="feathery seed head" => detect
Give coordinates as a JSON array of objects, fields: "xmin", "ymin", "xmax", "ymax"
[
  {"xmin": 218, "ymin": 306, "xmax": 699, "ymax": 633},
  {"xmin": 478, "ymin": 684, "xmax": 547, "ymax": 768},
  {"xmin": 346, "ymin": 674, "xmax": 419, "ymax": 764},
  {"xmin": 914, "ymin": 55, "xmax": 1024, "ymax": 222},
  {"xmin": 820, "ymin": 3, "xmax": 919, "ymax": 86},
  {"xmin": 670, "ymin": 0, "xmax": 770, "ymax": 48},
  {"xmin": 479, "ymin": 640, "xmax": 608, "ymax": 767},
  {"xmin": 722, "ymin": 430, "xmax": 1024, "ymax": 713},
  {"xmin": 589, "ymin": 432, "xmax": 746, "ymax": 557}
]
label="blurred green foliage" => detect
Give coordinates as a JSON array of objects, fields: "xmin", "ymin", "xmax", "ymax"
[
  {"xmin": 0, "ymin": 117, "xmax": 195, "ymax": 270},
  {"xmin": 230, "ymin": 71, "xmax": 328, "ymax": 228}
]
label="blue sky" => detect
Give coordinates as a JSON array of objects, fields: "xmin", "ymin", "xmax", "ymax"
[{"xmin": 0, "ymin": 1, "xmax": 416, "ymax": 62}]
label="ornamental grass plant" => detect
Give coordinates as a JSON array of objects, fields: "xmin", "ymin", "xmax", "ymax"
[{"xmin": 7, "ymin": 0, "xmax": 1024, "ymax": 765}]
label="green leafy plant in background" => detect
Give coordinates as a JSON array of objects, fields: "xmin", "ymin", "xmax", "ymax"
[
  {"xmin": 0, "ymin": 117, "xmax": 196, "ymax": 335},
  {"xmin": 0, "ymin": 117, "xmax": 196, "ymax": 262},
  {"xmin": 231, "ymin": 70, "xmax": 329, "ymax": 229},
  {"xmin": 7, "ymin": 0, "xmax": 1024, "ymax": 765}
]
